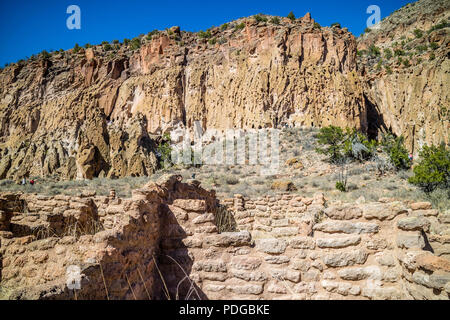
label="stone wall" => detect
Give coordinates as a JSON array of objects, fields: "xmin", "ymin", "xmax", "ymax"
[
  {"xmin": 0, "ymin": 176, "xmax": 449, "ymax": 300},
  {"xmin": 0, "ymin": 187, "xmax": 165, "ymax": 299}
]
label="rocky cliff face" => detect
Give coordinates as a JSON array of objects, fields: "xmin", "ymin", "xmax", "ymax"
[
  {"xmin": 358, "ymin": 0, "xmax": 449, "ymax": 154},
  {"xmin": 0, "ymin": 13, "xmax": 365, "ymax": 180},
  {"xmin": 0, "ymin": 0, "xmax": 448, "ymax": 181}
]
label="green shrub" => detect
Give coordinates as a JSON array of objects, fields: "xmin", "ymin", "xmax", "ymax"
[
  {"xmin": 234, "ymin": 23, "xmax": 245, "ymax": 31},
  {"xmin": 73, "ymin": 43, "xmax": 81, "ymax": 54},
  {"xmin": 402, "ymin": 58, "xmax": 411, "ymax": 67},
  {"xmin": 314, "ymin": 22, "xmax": 321, "ymax": 29},
  {"xmin": 208, "ymin": 37, "xmax": 217, "ymax": 45},
  {"xmin": 385, "ymin": 65, "xmax": 393, "ymax": 74},
  {"xmin": 413, "ymin": 29, "xmax": 423, "ymax": 38},
  {"xmin": 123, "ymin": 38, "xmax": 130, "ymax": 46},
  {"xmin": 315, "ymin": 126, "xmax": 376, "ymax": 163},
  {"xmin": 429, "ymin": 42, "xmax": 439, "ymax": 50},
  {"xmin": 336, "ymin": 181, "xmax": 346, "ymax": 192},
  {"xmin": 220, "ymin": 23, "xmax": 229, "ymax": 31},
  {"xmin": 343, "ymin": 129, "xmax": 377, "ymax": 161},
  {"xmin": 156, "ymin": 133, "xmax": 173, "ymax": 169},
  {"xmin": 315, "ymin": 126, "xmax": 346, "ymax": 162},
  {"xmin": 84, "ymin": 43, "xmax": 92, "ymax": 49},
  {"xmin": 254, "ymin": 14, "xmax": 268, "ymax": 23},
  {"xmin": 409, "ymin": 144, "xmax": 449, "ymax": 193},
  {"xmin": 113, "ymin": 40, "xmax": 119, "ymax": 44},
  {"xmin": 430, "ymin": 53, "xmax": 436, "ymax": 61},
  {"xmin": 364, "ymin": 28, "xmax": 371, "ymax": 33},
  {"xmin": 381, "ymin": 134, "xmax": 411, "ymax": 171},
  {"xmin": 376, "ymin": 60, "xmax": 383, "ymax": 71},
  {"xmin": 270, "ymin": 17, "xmax": 280, "ymax": 25},
  {"xmin": 103, "ymin": 43, "xmax": 112, "ymax": 51},
  {"xmin": 130, "ymin": 37, "xmax": 141, "ymax": 50},
  {"xmin": 357, "ymin": 50, "xmax": 367, "ymax": 57},
  {"xmin": 287, "ymin": 11, "xmax": 296, "ymax": 21},
  {"xmin": 218, "ymin": 37, "xmax": 227, "ymax": 45},
  {"xmin": 428, "ymin": 19, "xmax": 450, "ymax": 34},
  {"xmin": 416, "ymin": 45, "xmax": 428, "ymax": 54},
  {"xmin": 331, "ymin": 23, "xmax": 341, "ymax": 28},
  {"xmin": 394, "ymin": 49, "xmax": 405, "ymax": 56},
  {"xmin": 40, "ymin": 50, "xmax": 51, "ymax": 59},
  {"xmin": 369, "ymin": 45, "xmax": 380, "ymax": 56},
  {"xmin": 198, "ymin": 30, "xmax": 212, "ymax": 39},
  {"xmin": 384, "ymin": 48, "xmax": 393, "ymax": 59}
]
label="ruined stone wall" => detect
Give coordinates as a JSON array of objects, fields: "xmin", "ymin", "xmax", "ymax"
[
  {"xmin": 1, "ymin": 176, "xmax": 449, "ymax": 300},
  {"xmin": 0, "ymin": 189, "xmax": 163, "ymax": 299}
]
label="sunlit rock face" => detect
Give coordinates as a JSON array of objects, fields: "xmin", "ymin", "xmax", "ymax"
[
  {"xmin": 0, "ymin": 0, "xmax": 448, "ymax": 180},
  {"xmin": 358, "ymin": 0, "xmax": 449, "ymax": 154}
]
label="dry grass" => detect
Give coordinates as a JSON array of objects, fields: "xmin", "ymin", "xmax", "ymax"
[{"xmin": 214, "ymin": 205, "xmax": 238, "ymax": 233}]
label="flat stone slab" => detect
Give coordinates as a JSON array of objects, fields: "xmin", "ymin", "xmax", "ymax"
[
  {"xmin": 316, "ymin": 235, "xmax": 361, "ymax": 248},
  {"xmin": 321, "ymin": 249, "xmax": 369, "ymax": 267},
  {"xmin": 314, "ymin": 221, "xmax": 379, "ymax": 234},
  {"xmin": 397, "ymin": 216, "xmax": 430, "ymax": 232},
  {"xmin": 255, "ymin": 238, "xmax": 287, "ymax": 254}
]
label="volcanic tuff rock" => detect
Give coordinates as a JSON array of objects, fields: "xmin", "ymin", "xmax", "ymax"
[
  {"xmin": 0, "ymin": 0, "xmax": 449, "ymax": 180},
  {"xmin": 358, "ymin": 0, "xmax": 449, "ymax": 154},
  {"xmin": 0, "ymin": 13, "xmax": 365, "ymax": 180}
]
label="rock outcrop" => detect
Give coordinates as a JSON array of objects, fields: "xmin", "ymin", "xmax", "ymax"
[
  {"xmin": 0, "ymin": 13, "xmax": 366, "ymax": 180},
  {"xmin": 358, "ymin": 0, "xmax": 449, "ymax": 154}
]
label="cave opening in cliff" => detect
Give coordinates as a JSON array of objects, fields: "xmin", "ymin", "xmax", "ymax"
[{"xmin": 365, "ymin": 95, "xmax": 387, "ymax": 141}]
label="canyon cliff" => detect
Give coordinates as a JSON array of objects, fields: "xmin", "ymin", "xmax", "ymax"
[
  {"xmin": 358, "ymin": 0, "xmax": 449, "ymax": 154},
  {"xmin": 0, "ymin": 0, "xmax": 448, "ymax": 180}
]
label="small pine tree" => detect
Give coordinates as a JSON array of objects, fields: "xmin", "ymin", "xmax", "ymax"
[
  {"xmin": 73, "ymin": 43, "xmax": 81, "ymax": 54},
  {"xmin": 157, "ymin": 133, "xmax": 173, "ymax": 169},
  {"xmin": 409, "ymin": 144, "xmax": 449, "ymax": 193},
  {"xmin": 287, "ymin": 11, "xmax": 296, "ymax": 21},
  {"xmin": 381, "ymin": 134, "xmax": 411, "ymax": 171},
  {"xmin": 315, "ymin": 126, "xmax": 346, "ymax": 163}
]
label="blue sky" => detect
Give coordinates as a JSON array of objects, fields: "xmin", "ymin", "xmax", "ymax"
[{"xmin": 0, "ymin": 0, "xmax": 412, "ymax": 66}]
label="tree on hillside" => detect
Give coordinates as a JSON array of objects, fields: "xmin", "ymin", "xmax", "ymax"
[
  {"xmin": 409, "ymin": 144, "xmax": 450, "ymax": 193},
  {"xmin": 287, "ymin": 11, "xmax": 296, "ymax": 21}
]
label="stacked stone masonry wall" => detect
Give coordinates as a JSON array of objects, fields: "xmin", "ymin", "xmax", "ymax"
[{"xmin": 0, "ymin": 176, "xmax": 449, "ymax": 300}]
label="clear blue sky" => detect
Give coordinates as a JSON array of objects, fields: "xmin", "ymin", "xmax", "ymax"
[{"xmin": 0, "ymin": 0, "xmax": 412, "ymax": 66}]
